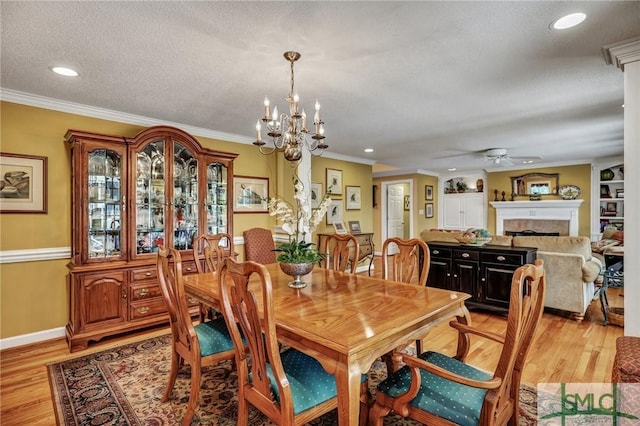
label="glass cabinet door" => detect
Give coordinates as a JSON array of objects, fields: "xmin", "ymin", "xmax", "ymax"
[
  {"xmin": 173, "ymin": 142, "xmax": 199, "ymax": 251},
  {"xmin": 205, "ymin": 162, "xmax": 228, "ymax": 235},
  {"xmin": 134, "ymin": 139, "xmax": 165, "ymax": 254},
  {"xmin": 88, "ymin": 148, "xmax": 123, "ymax": 259}
]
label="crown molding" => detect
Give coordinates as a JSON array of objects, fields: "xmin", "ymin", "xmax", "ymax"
[
  {"xmin": 0, "ymin": 88, "xmax": 375, "ymax": 166},
  {"xmin": 603, "ymin": 36, "xmax": 640, "ymax": 71},
  {"xmin": 372, "ymin": 168, "xmax": 439, "ymax": 178}
]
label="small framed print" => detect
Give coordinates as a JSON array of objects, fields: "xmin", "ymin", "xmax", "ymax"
[
  {"xmin": 310, "ymin": 182, "xmax": 323, "ymax": 208},
  {"xmin": 326, "ymin": 168, "xmax": 343, "ymax": 195},
  {"xmin": 425, "ymin": 185, "xmax": 433, "ymax": 201},
  {"xmin": 326, "ymin": 199, "xmax": 343, "ymax": 224},
  {"xmin": 333, "ymin": 221, "xmax": 348, "ymax": 235},
  {"xmin": 616, "ymin": 189, "xmax": 624, "ymax": 198},
  {"xmin": 345, "ymin": 185, "xmax": 361, "ymax": 210},
  {"xmin": 425, "ymin": 203, "xmax": 434, "ymax": 218},
  {"xmin": 0, "ymin": 152, "xmax": 48, "ymax": 213},
  {"xmin": 233, "ymin": 175, "xmax": 269, "ymax": 213},
  {"xmin": 348, "ymin": 220, "xmax": 361, "ymax": 234},
  {"xmin": 606, "ymin": 202, "xmax": 617, "ymax": 213},
  {"xmin": 404, "ymin": 195, "xmax": 410, "ymax": 211}
]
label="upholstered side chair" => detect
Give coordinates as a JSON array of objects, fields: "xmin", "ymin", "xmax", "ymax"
[
  {"xmin": 242, "ymin": 227, "xmax": 277, "ymax": 264},
  {"xmin": 369, "ymin": 259, "xmax": 546, "ymax": 426},
  {"xmin": 218, "ymin": 258, "xmax": 371, "ymax": 426},
  {"xmin": 156, "ymin": 247, "xmax": 236, "ymax": 426},
  {"xmin": 322, "ymin": 233, "xmax": 360, "ymax": 273}
]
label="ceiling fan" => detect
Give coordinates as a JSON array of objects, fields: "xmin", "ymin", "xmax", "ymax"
[{"xmin": 483, "ymin": 148, "xmax": 542, "ymax": 165}]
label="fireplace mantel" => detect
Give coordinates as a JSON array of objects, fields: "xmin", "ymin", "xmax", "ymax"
[{"xmin": 490, "ymin": 200, "xmax": 583, "ymax": 236}]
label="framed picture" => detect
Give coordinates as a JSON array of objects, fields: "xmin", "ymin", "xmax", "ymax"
[
  {"xmin": 425, "ymin": 203, "xmax": 434, "ymax": 218},
  {"xmin": 616, "ymin": 189, "xmax": 624, "ymax": 198},
  {"xmin": 310, "ymin": 182, "xmax": 323, "ymax": 209},
  {"xmin": 326, "ymin": 199, "xmax": 343, "ymax": 224},
  {"xmin": 600, "ymin": 184, "xmax": 611, "ymax": 198},
  {"xmin": 0, "ymin": 152, "xmax": 47, "ymax": 213},
  {"xmin": 345, "ymin": 185, "xmax": 361, "ymax": 210},
  {"xmin": 233, "ymin": 175, "xmax": 269, "ymax": 213},
  {"xmin": 348, "ymin": 220, "xmax": 361, "ymax": 234},
  {"xmin": 333, "ymin": 221, "xmax": 348, "ymax": 235},
  {"xmin": 404, "ymin": 195, "xmax": 410, "ymax": 211},
  {"xmin": 326, "ymin": 168, "xmax": 343, "ymax": 195},
  {"xmin": 606, "ymin": 202, "xmax": 617, "ymax": 213},
  {"xmin": 425, "ymin": 185, "xmax": 433, "ymax": 201}
]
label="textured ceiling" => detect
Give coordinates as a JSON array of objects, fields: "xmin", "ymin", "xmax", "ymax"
[{"xmin": 1, "ymin": 1, "xmax": 638, "ymax": 174}]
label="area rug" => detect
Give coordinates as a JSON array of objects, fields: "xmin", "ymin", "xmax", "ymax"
[{"xmin": 48, "ymin": 335, "xmax": 538, "ymax": 425}]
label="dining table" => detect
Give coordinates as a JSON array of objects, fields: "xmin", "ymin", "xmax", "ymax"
[{"xmin": 183, "ymin": 263, "xmax": 471, "ymax": 426}]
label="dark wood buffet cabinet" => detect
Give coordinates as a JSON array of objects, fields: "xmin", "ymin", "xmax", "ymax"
[
  {"xmin": 424, "ymin": 242, "xmax": 537, "ymax": 312},
  {"xmin": 65, "ymin": 126, "xmax": 237, "ymax": 351}
]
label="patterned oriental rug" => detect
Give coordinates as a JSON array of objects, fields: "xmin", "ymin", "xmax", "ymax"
[{"xmin": 47, "ymin": 335, "xmax": 539, "ymax": 425}]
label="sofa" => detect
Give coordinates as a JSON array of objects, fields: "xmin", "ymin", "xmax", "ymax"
[{"xmin": 420, "ymin": 230, "xmax": 603, "ymax": 321}]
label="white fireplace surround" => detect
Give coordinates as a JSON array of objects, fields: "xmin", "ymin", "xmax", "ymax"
[{"xmin": 490, "ymin": 200, "xmax": 583, "ymax": 236}]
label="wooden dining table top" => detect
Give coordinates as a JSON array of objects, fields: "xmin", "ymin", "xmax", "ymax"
[{"xmin": 183, "ymin": 263, "xmax": 471, "ymax": 426}]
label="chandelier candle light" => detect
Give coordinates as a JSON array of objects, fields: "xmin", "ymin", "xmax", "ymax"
[{"xmin": 253, "ymin": 51, "xmax": 328, "ymax": 162}]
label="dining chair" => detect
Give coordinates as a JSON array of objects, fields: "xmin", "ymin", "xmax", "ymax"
[
  {"xmin": 218, "ymin": 258, "xmax": 371, "ymax": 426},
  {"xmin": 242, "ymin": 227, "xmax": 277, "ymax": 264},
  {"xmin": 369, "ymin": 259, "xmax": 546, "ymax": 426},
  {"xmin": 156, "ymin": 246, "xmax": 237, "ymax": 426},
  {"xmin": 381, "ymin": 237, "xmax": 430, "ymax": 356},
  {"xmin": 192, "ymin": 232, "xmax": 234, "ymax": 321},
  {"xmin": 322, "ymin": 233, "xmax": 360, "ymax": 273}
]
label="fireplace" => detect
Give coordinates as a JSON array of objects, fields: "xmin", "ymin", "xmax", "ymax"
[{"xmin": 490, "ymin": 200, "xmax": 583, "ymax": 236}]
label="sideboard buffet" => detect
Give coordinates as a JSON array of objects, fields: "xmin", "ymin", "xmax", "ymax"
[
  {"xmin": 423, "ymin": 242, "xmax": 537, "ymax": 312},
  {"xmin": 65, "ymin": 126, "xmax": 237, "ymax": 351}
]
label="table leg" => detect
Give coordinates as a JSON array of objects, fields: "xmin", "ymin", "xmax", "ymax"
[{"xmin": 334, "ymin": 360, "xmax": 363, "ymax": 426}]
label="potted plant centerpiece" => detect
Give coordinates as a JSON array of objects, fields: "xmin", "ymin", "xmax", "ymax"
[{"xmin": 266, "ymin": 176, "xmax": 332, "ymax": 288}]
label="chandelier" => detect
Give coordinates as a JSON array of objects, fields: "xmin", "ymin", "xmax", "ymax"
[{"xmin": 253, "ymin": 51, "xmax": 328, "ymax": 162}]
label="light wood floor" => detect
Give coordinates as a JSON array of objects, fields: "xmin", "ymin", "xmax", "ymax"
[{"xmin": 0, "ymin": 257, "xmax": 624, "ymax": 425}]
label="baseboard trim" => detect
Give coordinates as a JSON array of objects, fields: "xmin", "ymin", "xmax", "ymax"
[{"xmin": 0, "ymin": 327, "xmax": 66, "ymax": 350}]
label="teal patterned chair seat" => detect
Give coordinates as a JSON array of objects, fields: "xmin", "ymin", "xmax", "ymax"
[
  {"xmin": 264, "ymin": 348, "xmax": 368, "ymax": 415},
  {"xmin": 377, "ymin": 351, "xmax": 491, "ymax": 426},
  {"xmin": 194, "ymin": 317, "xmax": 235, "ymax": 356}
]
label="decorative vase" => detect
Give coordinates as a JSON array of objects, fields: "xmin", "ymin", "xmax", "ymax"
[
  {"xmin": 279, "ymin": 262, "xmax": 315, "ymax": 289},
  {"xmin": 600, "ymin": 168, "xmax": 615, "ymax": 181}
]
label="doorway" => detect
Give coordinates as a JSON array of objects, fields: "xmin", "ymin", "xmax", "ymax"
[{"xmin": 380, "ymin": 180, "xmax": 414, "ymax": 250}]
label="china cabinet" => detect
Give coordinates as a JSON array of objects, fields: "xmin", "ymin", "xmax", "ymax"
[{"xmin": 65, "ymin": 126, "xmax": 237, "ymax": 351}]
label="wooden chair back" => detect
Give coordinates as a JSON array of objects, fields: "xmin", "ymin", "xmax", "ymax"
[
  {"xmin": 369, "ymin": 259, "xmax": 546, "ymax": 426},
  {"xmin": 192, "ymin": 232, "xmax": 234, "ymax": 273},
  {"xmin": 322, "ymin": 233, "xmax": 360, "ymax": 273},
  {"xmin": 157, "ymin": 246, "xmax": 236, "ymax": 425},
  {"xmin": 242, "ymin": 227, "xmax": 276, "ymax": 264},
  {"xmin": 381, "ymin": 237, "xmax": 430, "ymax": 285}
]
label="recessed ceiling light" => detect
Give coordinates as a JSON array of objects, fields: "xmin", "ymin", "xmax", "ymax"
[
  {"xmin": 448, "ymin": 168, "xmax": 456, "ymax": 171},
  {"xmin": 49, "ymin": 66, "xmax": 79, "ymax": 77},
  {"xmin": 364, "ymin": 148, "xmax": 374, "ymax": 153},
  {"xmin": 551, "ymin": 13, "xmax": 586, "ymax": 30}
]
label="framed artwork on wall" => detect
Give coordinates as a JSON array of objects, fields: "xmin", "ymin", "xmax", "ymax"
[
  {"xmin": 404, "ymin": 195, "xmax": 410, "ymax": 211},
  {"xmin": 326, "ymin": 168, "xmax": 343, "ymax": 195},
  {"xmin": 333, "ymin": 222, "xmax": 348, "ymax": 235},
  {"xmin": 425, "ymin": 203, "xmax": 434, "ymax": 218},
  {"xmin": 345, "ymin": 185, "xmax": 361, "ymax": 210},
  {"xmin": 233, "ymin": 175, "xmax": 269, "ymax": 213},
  {"xmin": 326, "ymin": 199, "xmax": 343, "ymax": 224},
  {"xmin": 348, "ymin": 220, "xmax": 361, "ymax": 234},
  {"xmin": 425, "ymin": 185, "xmax": 433, "ymax": 201},
  {"xmin": 310, "ymin": 182, "xmax": 323, "ymax": 208},
  {"xmin": 0, "ymin": 152, "xmax": 48, "ymax": 213}
]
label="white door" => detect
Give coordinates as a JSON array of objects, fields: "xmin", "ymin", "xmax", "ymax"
[
  {"xmin": 387, "ymin": 184, "xmax": 405, "ymax": 253},
  {"xmin": 443, "ymin": 195, "xmax": 463, "ymax": 229},
  {"xmin": 462, "ymin": 194, "xmax": 485, "ymax": 229}
]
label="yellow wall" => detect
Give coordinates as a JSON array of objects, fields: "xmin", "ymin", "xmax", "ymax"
[
  {"xmin": 372, "ymin": 173, "xmax": 439, "ymax": 248},
  {"xmin": 0, "ymin": 101, "xmax": 373, "ymax": 339},
  {"xmin": 486, "ymin": 164, "xmax": 592, "ymax": 236}
]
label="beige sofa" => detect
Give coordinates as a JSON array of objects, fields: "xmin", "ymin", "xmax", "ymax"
[{"xmin": 419, "ymin": 230, "xmax": 603, "ymax": 321}]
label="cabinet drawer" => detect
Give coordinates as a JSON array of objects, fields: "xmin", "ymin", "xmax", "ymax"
[
  {"xmin": 131, "ymin": 267, "xmax": 157, "ymax": 282},
  {"xmin": 129, "ymin": 298, "xmax": 167, "ymax": 320},
  {"xmin": 429, "ymin": 247, "xmax": 451, "ymax": 258},
  {"xmin": 130, "ymin": 283, "xmax": 162, "ymax": 301},
  {"xmin": 357, "ymin": 234, "xmax": 372, "ymax": 245},
  {"xmin": 359, "ymin": 243, "xmax": 373, "ymax": 257},
  {"xmin": 481, "ymin": 252, "xmax": 522, "ymax": 265},
  {"xmin": 181, "ymin": 261, "xmax": 198, "ymax": 275},
  {"xmin": 453, "ymin": 249, "xmax": 479, "ymax": 261}
]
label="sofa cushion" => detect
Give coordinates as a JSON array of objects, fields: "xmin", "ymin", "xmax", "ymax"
[
  {"xmin": 513, "ymin": 236, "xmax": 592, "ymax": 260},
  {"xmin": 420, "ymin": 230, "xmax": 462, "ymax": 243}
]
